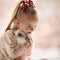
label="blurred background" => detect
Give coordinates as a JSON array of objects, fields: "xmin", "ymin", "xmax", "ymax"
[{"xmin": 0, "ymin": 0, "xmax": 60, "ymax": 59}]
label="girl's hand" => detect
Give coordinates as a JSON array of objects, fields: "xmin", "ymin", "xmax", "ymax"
[
  {"xmin": 23, "ymin": 41, "xmax": 30, "ymax": 48},
  {"xmin": 23, "ymin": 34, "xmax": 32, "ymax": 56},
  {"xmin": 23, "ymin": 34, "xmax": 32, "ymax": 48},
  {"xmin": 25, "ymin": 48, "xmax": 32, "ymax": 56},
  {"xmin": 23, "ymin": 42, "xmax": 32, "ymax": 56},
  {"xmin": 14, "ymin": 48, "xmax": 32, "ymax": 60}
]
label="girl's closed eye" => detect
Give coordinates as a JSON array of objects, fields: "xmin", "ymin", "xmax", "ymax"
[
  {"xmin": 26, "ymin": 25, "xmax": 31, "ymax": 28},
  {"xmin": 26, "ymin": 24, "xmax": 36, "ymax": 30},
  {"xmin": 26, "ymin": 25, "xmax": 31, "ymax": 29}
]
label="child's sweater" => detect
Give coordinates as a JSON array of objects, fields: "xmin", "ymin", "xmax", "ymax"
[{"xmin": 0, "ymin": 29, "xmax": 32, "ymax": 60}]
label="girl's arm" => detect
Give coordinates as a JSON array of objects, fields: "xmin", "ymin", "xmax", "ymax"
[
  {"xmin": 14, "ymin": 35, "xmax": 32, "ymax": 60},
  {"xmin": 4, "ymin": 31, "xmax": 26, "ymax": 59},
  {"xmin": 14, "ymin": 46, "xmax": 32, "ymax": 60}
]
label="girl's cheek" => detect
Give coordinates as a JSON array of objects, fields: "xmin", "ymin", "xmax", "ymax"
[{"xmin": 26, "ymin": 28, "xmax": 29, "ymax": 30}]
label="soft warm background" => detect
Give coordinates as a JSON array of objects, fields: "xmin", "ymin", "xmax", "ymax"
[{"xmin": 0, "ymin": 0, "xmax": 60, "ymax": 59}]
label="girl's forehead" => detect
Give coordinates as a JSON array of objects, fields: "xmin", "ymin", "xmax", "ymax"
[
  {"xmin": 24, "ymin": 21, "xmax": 38, "ymax": 25},
  {"xmin": 22, "ymin": 14, "xmax": 39, "ymax": 22},
  {"xmin": 19, "ymin": 15, "xmax": 38, "ymax": 25}
]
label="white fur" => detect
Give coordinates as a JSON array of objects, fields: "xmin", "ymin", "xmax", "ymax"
[{"xmin": 14, "ymin": 30, "xmax": 27, "ymax": 45}]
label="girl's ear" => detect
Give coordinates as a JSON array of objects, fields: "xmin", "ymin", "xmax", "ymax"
[
  {"xmin": 14, "ymin": 19, "xmax": 20, "ymax": 25},
  {"xmin": 13, "ymin": 19, "xmax": 20, "ymax": 28}
]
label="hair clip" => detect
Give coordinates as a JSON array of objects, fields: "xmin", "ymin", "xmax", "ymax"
[{"xmin": 20, "ymin": 0, "xmax": 35, "ymax": 12}]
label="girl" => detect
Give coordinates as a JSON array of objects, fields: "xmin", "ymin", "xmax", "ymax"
[{"xmin": 0, "ymin": 0, "xmax": 38, "ymax": 60}]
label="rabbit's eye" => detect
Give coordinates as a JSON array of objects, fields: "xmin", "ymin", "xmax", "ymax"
[{"xmin": 18, "ymin": 33, "xmax": 23, "ymax": 37}]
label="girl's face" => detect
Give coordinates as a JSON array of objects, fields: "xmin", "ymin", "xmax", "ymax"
[{"xmin": 18, "ymin": 21, "xmax": 38, "ymax": 34}]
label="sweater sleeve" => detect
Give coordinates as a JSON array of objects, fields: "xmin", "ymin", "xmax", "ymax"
[{"xmin": 4, "ymin": 30, "xmax": 26, "ymax": 59}]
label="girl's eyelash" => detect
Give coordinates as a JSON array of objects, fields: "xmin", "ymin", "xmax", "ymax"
[
  {"xmin": 26, "ymin": 25, "xmax": 36, "ymax": 28},
  {"xmin": 27, "ymin": 26, "xmax": 31, "ymax": 27}
]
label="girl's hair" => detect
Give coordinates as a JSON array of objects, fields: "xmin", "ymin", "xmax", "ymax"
[{"xmin": 5, "ymin": 0, "xmax": 37, "ymax": 32}]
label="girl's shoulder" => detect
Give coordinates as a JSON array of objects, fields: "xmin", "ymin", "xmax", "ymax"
[
  {"xmin": 5, "ymin": 30, "xmax": 14, "ymax": 34},
  {"xmin": 4, "ymin": 29, "xmax": 18, "ymax": 38},
  {"xmin": 0, "ymin": 30, "xmax": 14, "ymax": 41},
  {"xmin": 0, "ymin": 30, "xmax": 15, "ymax": 46}
]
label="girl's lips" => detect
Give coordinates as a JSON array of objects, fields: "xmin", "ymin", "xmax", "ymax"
[{"xmin": 28, "ymin": 32, "xmax": 31, "ymax": 34}]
